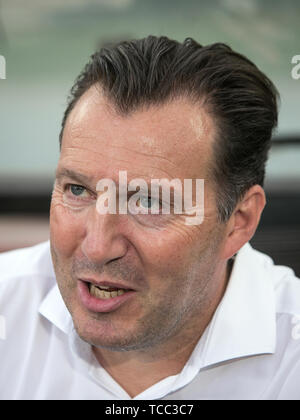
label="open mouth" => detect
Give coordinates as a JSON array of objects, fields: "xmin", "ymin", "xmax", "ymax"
[
  {"xmin": 88, "ymin": 283, "xmax": 132, "ymax": 300},
  {"xmin": 78, "ymin": 279, "xmax": 136, "ymax": 313}
]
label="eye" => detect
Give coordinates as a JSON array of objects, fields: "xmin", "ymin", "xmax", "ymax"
[
  {"xmin": 71, "ymin": 184, "xmax": 85, "ymax": 196},
  {"xmin": 67, "ymin": 184, "xmax": 90, "ymax": 199},
  {"xmin": 137, "ymin": 196, "xmax": 160, "ymax": 211},
  {"xmin": 139, "ymin": 196, "xmax": 151, "ymax": 208}
]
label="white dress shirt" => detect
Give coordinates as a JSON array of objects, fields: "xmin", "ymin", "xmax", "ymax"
[{"xmin": 0, "ymin": 241, "xmax": 300, "ymax": 400}]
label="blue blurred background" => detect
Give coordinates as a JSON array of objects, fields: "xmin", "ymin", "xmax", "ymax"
[{"xmin": 0, "ymin": 0, "xmax": 299, "ymax": 273}]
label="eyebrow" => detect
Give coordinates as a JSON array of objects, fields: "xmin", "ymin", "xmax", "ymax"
[{"xmin": 55, "ymin": 168, "xmax": 94, "ymax": 186}]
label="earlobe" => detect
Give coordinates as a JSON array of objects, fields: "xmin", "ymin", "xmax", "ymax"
[{"xmin": 221, "ymin": 185, "xmax": 266, "ymax": 260}]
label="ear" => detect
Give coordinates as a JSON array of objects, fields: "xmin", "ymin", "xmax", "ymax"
[{"xmin": 221, "ymin": 185, "xmax": 266, "ymax": 260}]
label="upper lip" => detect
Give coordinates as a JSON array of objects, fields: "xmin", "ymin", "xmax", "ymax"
[{"xmin": 79, "ymin": 277, "xmax": 135, "ymax": 291}]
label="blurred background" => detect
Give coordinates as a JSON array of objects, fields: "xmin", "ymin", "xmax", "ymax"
[{"xmin": 0, "ymin": 0, "xmax": 299, "ymax": 274}]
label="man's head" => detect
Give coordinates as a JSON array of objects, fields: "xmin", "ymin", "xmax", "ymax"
[
  {"xmin": 50, "ymin": 36, "xmax": 278, "ymax": 351},
  {"xmin": 59, "ymin": 36, "xmax": 278, "ymax": 222}
]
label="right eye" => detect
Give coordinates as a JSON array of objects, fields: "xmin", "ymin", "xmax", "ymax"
[
  {"xmin": 69, "ymin": 184, "xmax": 87, "ymax": 197},
  {"xmin": 64, "ymin": 184, "xmax": 92, "ymax": 201}
]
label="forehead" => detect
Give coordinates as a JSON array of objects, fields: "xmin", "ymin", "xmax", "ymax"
[{"xmin": 61, "ymin": 85, "xmax": 216, "ymax": 181}]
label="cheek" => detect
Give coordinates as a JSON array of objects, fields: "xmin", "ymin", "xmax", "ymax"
[
  {"xmin": 50, "ymin": 192, "xmax": 86, "ymax": 258},
  {"xmin": 132, "ymin": 221, "xmax": 202, "ymax": 278}
]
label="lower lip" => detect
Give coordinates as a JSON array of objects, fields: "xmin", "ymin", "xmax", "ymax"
[{"xmin": 77, "ymin": 281, "xmax": 136, "ymax": 313}]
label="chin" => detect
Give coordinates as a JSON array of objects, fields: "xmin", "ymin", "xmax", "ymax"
[{"xmin": 72, "ymin": 312, "xmax": 136, "ymax": 350}]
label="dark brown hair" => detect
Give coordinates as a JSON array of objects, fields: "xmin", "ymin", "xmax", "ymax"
[{"xmin": 59, "ymin": 35, "xmax": 279, "ymax": 222}]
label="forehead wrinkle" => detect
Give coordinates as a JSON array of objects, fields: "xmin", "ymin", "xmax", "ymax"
[
  {"xmin": 64, "ymin": 133, "xmax": 180, "ymax": 169},
  {"xmin": 61, "ymin": 144, "xmax": 182, "ymax": 177},
  {"xmin": 125, "ymin": 165, "xmax": 180, "ymax": 181},
  {"xmin": 61, "ymin": 146, "xmax": 115, "ymax": 162},
  {"xmin": 106, "ymin": 144, "xmax": 179, "ymax": 168},
  {"xmin": 66, "ymin": 133, "xmax": 99, "ymax": 143},
  {"xmin": 60, "ymin": 148, "xmax": 179, "ymax": 181},
  {"xmin": 63, "ymin": 130, "xmax": 196, "ymax": 178},
  {"xmin": 61, "ymin": 153, "xmax": 178, "ymax": 179}
]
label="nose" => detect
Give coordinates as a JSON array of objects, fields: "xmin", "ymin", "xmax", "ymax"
[{"xmin": 80, "ymin": 209, "xmax": 128, "ymax": 265}]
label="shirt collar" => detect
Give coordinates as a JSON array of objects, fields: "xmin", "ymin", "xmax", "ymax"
[
  {"xmin": 39, "ymin": 282, "xmax": 72, "ymax": 335},
  {"xmin": 39, "ymin": 242, "xmax": 277, "ymax": 369},
  {"xmin": 199, "ymin": 242, "xmax": 276, "ymax": 368}
]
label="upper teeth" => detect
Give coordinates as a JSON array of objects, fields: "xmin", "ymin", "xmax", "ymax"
[{"xmin": 90, "ymin": 284, "xmax": 125, "ymax": 299}]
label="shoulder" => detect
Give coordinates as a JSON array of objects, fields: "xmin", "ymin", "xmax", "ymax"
[
  {"xmin": 0, "ymin": 241, "xmax": 54, "ymax": 280},
  {"xmin": 0, "ymin": 241, "xmax": 56, "ymax": 301},
  {"xmin": 247, "ymin": 246, "xmax": 300, "ymax": 399},
  {"xmin": 248, "ymin": 245, "xmax": 300, "ymax": 316}
]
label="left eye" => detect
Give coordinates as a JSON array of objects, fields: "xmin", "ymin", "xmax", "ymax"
[
  {"xmin": 138, "ymin": 196, "xmax": 160, "ymax": 210},
  {"xmin": 139, "ymin": 196, "xmax": 152, "ymax": 208},
  {"xmin": 69, "ymin": 184, "xmax": 87, "ymax": 197}
]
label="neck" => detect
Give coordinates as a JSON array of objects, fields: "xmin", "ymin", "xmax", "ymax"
[{"xmin": 93, "ymin": 259, "xmax": 232, "ymax": 398}]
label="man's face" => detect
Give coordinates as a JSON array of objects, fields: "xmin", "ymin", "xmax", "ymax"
[{"xmin": 50, "ymin": 86, "xmax": 228, "ymax": 351}]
